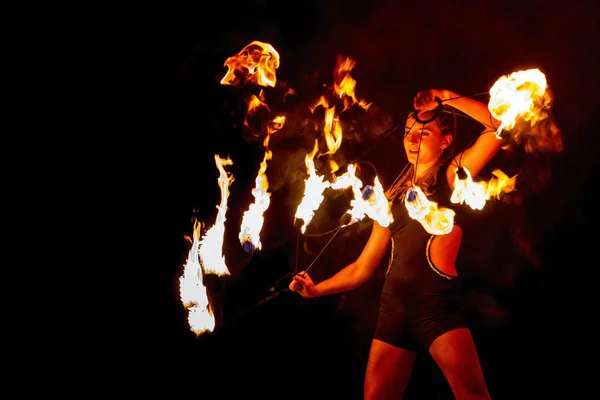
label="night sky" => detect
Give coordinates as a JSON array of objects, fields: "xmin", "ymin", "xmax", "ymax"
[{"xmin": 126, "ymin": 1, "xmax": 599, "ymax": 398}]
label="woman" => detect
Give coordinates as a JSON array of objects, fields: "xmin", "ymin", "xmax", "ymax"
[{"xmin": 289, "ymin": 89, "xmax": 503, "ymax": 399}]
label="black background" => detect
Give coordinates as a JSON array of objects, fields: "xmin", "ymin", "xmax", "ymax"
[{"xmin": 118, "ymin": 1, "xmax": 598, "ymax": 398}]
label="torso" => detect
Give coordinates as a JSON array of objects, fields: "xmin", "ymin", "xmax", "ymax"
[{"xmin": 384, "ymin": 167, "xmax": 462, "ymax": 312}]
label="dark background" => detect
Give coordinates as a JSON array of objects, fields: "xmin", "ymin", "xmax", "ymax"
[{"xmin": 124, "ymin": 1, "xmax": 598, "ymax": 398}]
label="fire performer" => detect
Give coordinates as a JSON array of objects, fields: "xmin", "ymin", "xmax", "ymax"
[{"xmin": 290, "ymin": 89, "xmax": 502, "ymax": 399}]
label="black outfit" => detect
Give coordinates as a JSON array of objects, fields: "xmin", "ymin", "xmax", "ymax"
[{"xmin": 374, "ymin": 168, "xmax": 467, "ymax": 351}]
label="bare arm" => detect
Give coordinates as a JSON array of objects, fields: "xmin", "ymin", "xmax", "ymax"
[
  {"xmin": 290, "ymin": 221, "xmax": 391, "ymax": 297},
  {"xmin": 440, "ymin": 90, "xmax": 504, "ymax": 189}
]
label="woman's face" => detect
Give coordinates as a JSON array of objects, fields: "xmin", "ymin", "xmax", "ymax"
[{"xmin": 404, "ymin": 113, "xmax": 450, "ymax": 167}]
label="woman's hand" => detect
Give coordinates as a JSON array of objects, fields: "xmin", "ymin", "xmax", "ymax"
[
  {"xmin": 289, "ymin": 271, "xmax": 319, "ymax": 298},
  {"xmin": 414, "ymin": 89, "xmax": 448, "ymax": 111}
]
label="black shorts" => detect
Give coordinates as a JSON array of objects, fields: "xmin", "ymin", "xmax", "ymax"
[{"xmin": 373, "ymin": 290, "xmax": 468, "ymax": 351}]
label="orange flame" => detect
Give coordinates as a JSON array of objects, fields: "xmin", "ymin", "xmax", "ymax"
[
  {"xmin": 221, "ymin": 41, "xmax": 280, "ymax": 87},
  {"xmin": 309, "ymin": 96, "xmax": 342, "ymax": 172},
  {"xmin": 243, "ymin": 91, "xmax": 270, "ymax": 134},
  {"xmin": 266, "ymin": 115, "xmax": 286, "ymax": 135},
  {"xmin": 248, "ymin": 91, "xmax": 269, "ymax": 113},
  {"xmin": 323, "ymin": 106, "xmax": 342, "ymax": 155},
  {"xmin": 333, "ymin": 55, "xmax": 372, "ymax": 111}
]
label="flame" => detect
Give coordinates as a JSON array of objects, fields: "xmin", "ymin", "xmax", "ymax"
[
  {"xmin": 242, "ymin": 91, "xmax": 270, "ymax": 134},
  {"xmin": 405, "ymin": 186, "xmax": 455, "ymax": 235},
  {"xmin": 309, "ymin": 95, "xmax": 329, "ymax": 114},
  {"xmin": 309, "ymin": 96, "xmax": 343, "ymax": 157},
  {"xmin": 333, "ymin": 55, "xmax": 372, "ymax": 111},
  {"xmin": 323, "ymin": 106, "xmax": 343, "ymax": 155},
  {"xmin": 198, "ymin": 155, "xmax": 235, "ymax": 275},
  {"xmin": 451, "ymin": 167, "xmax": 517, "ymax": 210},
  {"xmin": 283, "ymin": 87, "xmax": 296, "ymax": 101},
  {"xmin": 294, "ymin": 140, "xmax": 331, "ymax": 233},
  {"xmin": 238, "ymin": 135, "xmax": 273, "ymax": 250},
  {"xmin": 359, "ymin": 176, "xmax": 394, "ymax": 227},
  {"xmin": 329, "ymin": 159, "xmax": 339, "ymax": 174},
  {"xmin": 179, "ymin": 219, "xmax": 215, "ymax": 336},
  {"xmin": 488, "ymin": 68, "xmax": 550, "ymax": 137},
  {"xmin": 221, "ymin": 41, "xmax": 280, "ymax": 87},
  {"xmin": 266, "ymin": 115, "xmax": 286, "ymax": 135},
  {"xmin": 248, "ymin": 91, "xmax": 269, "ymax": 113},
  {"xmin": 329, "ymin": 165, "xmax": 393, "ymax": 227},
  {"xmin": 293, "ymin": 54, "xmax": 386, "ymax": 233}
]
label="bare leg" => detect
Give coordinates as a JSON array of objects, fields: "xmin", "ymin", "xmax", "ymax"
[
  {"xmin": 364, "ymin": 339, "xmax": 417, "ymax": 400},
  {"xmin": 428, "ymin": 328, "xmax": 491, "ymax": 400}
]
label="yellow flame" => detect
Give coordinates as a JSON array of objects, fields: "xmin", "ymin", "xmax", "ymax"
[
  {"xmin": 488, "ymin": 68, "xmax": 549, "ymax": 137},
  {"xmin": 248, "ymin": 92, "xmax": 269, "ymax": 113},
  {"xmin": 198, "ymin": 155, "xmax": 234, "ymax": 276},
  {"xmin": 239, "ymin": 137, "xmax": 272, "ymax": 249},
  {"xmin": 309, "ymin": 96, "xmax": 343, "ymax": 157},
  {"xmin": 329, "ymin": 165, "xmax": 393, "ymax": 227},
  {"xmin": 179, "ymin": 219, "xmax": 215, "ymax": 336},
  {"xmin": 451, "ymin": 167, "xmax": 517, "ymax": 210},
  {"xmin": 323, "ymin": 106, "xmax": 343, "ymax": 155},
  {"xmin": 329, "ymin": 159, "xmax": 339, "ymax": 174},
  {"xmin": 294, "ymin": 139, "xmax": 330, "ymax": 233},
  {"xmin": 309, "ymin": 96, "xmax": 329, "ymax": 114},
  {"xmin": 405, "ymin": 186, "xmax": 455, "ymax": 235}
]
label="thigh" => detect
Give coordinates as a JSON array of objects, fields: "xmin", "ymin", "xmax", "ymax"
[
  {"xmin": 365, "ymin": 339, "xmax": 417, "ymax": 400},
  {"xmin": 428, "ymin": 328, "xmax": 490, "ymax": 399}
]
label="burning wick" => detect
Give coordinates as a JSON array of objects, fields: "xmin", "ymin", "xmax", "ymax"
[
  {"xmin": 242, "ymin": 240, "xmax": 255, "ymax": 254},
  {"xmin": 406, "ymin": 187, "xmax": 418, "ymax": 202},
  {"xmin": 456, "ymin": 166, "xmax": 468, "ymax": 181},
  {"xmin": 495, "ymin": 127, "xmax": 510, "ymax": 141},
  {"xmin": 361, "ymin": 185, "xmax": 375, "ymax": 200}
]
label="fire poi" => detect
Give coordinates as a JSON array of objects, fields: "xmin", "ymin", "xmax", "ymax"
[{"xmin": 178, "ymin": 41, "xmax": 562, "ymax": 336}]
